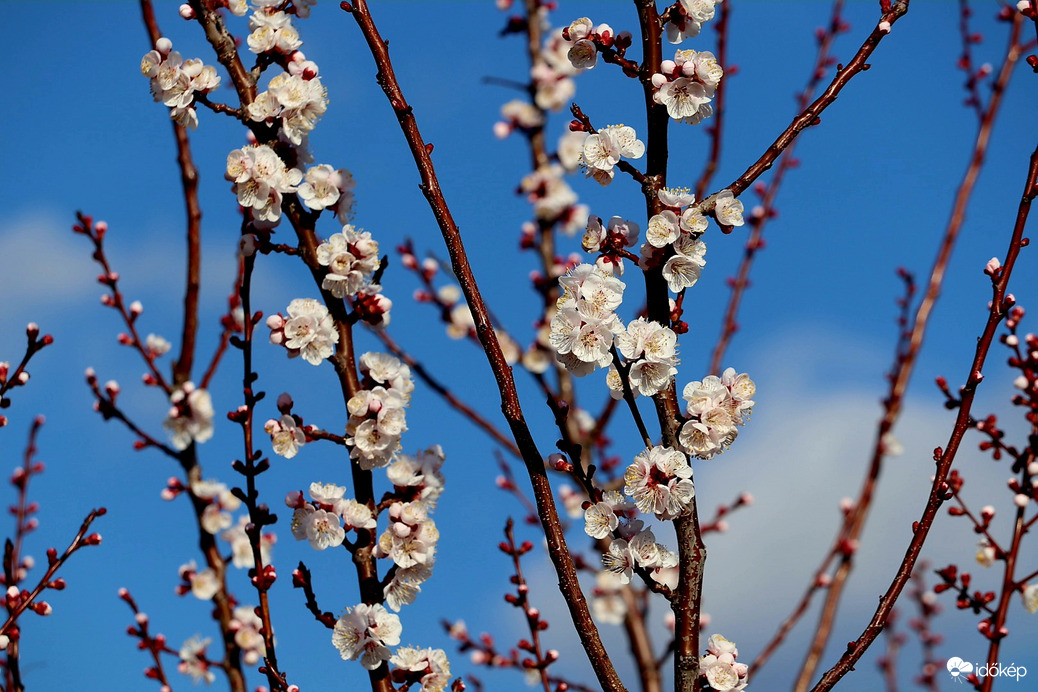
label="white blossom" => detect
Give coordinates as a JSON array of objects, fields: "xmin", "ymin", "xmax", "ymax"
[
  {"xmin": 332, "ymin": 603, "xmax": 402, "ymax": 670},
  {"xmin": 164, "ymin": 383, "xmax": 214, "ymax": 451}
]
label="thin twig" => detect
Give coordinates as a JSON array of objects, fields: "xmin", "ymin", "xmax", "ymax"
[
  {"xmin": 697, "ymin": 1, "xmax": 911, "ymax": 218},
  {"xmin": 708, "ymin": 0, "xmax": 845, "ymax": 375},
  {"xmin": 373, "ymin": 328, "xmax": 522, "ymax": 459}
]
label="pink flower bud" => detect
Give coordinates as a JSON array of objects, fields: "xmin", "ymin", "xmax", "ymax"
[
  {"xmin": 277, "ymin": 392, "xmax": 294, "ymax": 412},
  {"xmin": 179, "ymin": 3, "xmax": 195, "ymax": 19},
  {"xmin": 155, "ymin": 37, "xmax": 173, "ymax": 55}
]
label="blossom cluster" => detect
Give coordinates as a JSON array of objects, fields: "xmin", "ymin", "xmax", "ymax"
[
  {"xmin": 345, "ymin": 353, "xmax": 415, "ymax": 469},
  {"xmin": 494, "ymin": 99, "xmax": 545, "ymax": 138},
  {"xmin": 163, "ymin": 382, "xmax": 215, "ymax": 450},
  {"xmin": 590, "ymin": 570, "xmax": 628, "ymax": 625},
  {"xmin": 679, "ymin": 368, "xmax": 756, "ymax": 459},
  {"xmin": 531, "ymin": 28, "xmax": 583, "ymax": 111},
  {"xmin": 520, "ymin": 165, "xmax": 584, "ymax": 229},
  {"xmin": 578, "ymin": 125, "xmax": 645, "ymax": 186},
  {"xmin": 549, "ymin": 263, "xmax": 626, "ymax": 376},
  {"xmin": 140, "ymin": 38, "xmax": 220, "ymax": 130},
  {"xmin": 191, "ymin": 478, "xmax": 242, "ymax": 535},
  {"xmin": 226, "ymin": 144, "xmax": 303, "ymax": 225},
  {"xmin": 624, "ymin": 445, "xmax": 695, "ymax": 519},
  {"xmin": 664, "ymin": 0, "xmax": 724, "ymax": 45},
  {"xmin": 610, "ymin": 318, "xmax": 680, "ymax": 398},
  {"xmin": 562, "ymin": 17, "xmax": 615, "ymax": 70},
  {"xmin": 178, "ymin": 635, "xmax": 215, "ymax": 684},
  {"xmin": 246, "ymin": 5, "xmax": 302, "ymax": 55},
  {"xmin": 316, "ymin": 226, "xmax": 380, "ymax": 297},
  {"xmin": 651, "ymin": 49, "xmax": 723, "ymax": 125},
  {"xmin": 376, "ymin": 501, "xmax": 439, "ymax": 611},
  {"xmin": 267, "ymin": 298, "xmax": 338, "ymax": 365},
  {"xmin": 265, "ymin": 412, "xmax": 307, "ymax": 459},
  {"xmin": 222, "ymin": 515, "xmax": 275, "ymax": 568},
  {"xmin": 177, "ymin": 559, "xmax": 219, "ymax": 601},
  {"xmin": 638, "ymin": 187, "xmax": 710, "ymax": 293},
  {"xmin": 390, "ymin": 646, "xmax": 452, "ymax": 692},
  {"xmin": 247, "ymin": 66, "xmax": 328, "ymax": 146},
  {"xmin": 333, "ymin": 602, "xmax": 402, "ymax": 670},
  {"xmin": 699, "ymin": 634, "xmax": 749, "ymax": 691},
  {"xmin": 230, "ymin": 605, "xmax": 267, "ymax": 666},
  {"xmin": 387, "ymin": 446, "xmax": 447, "ymax": 507},
  {"xmin": 601, "ymin": 524, "xmax": 678, "ymax": 584},
  {"xmin": 288, "ymin": 482, "xmax": 377, "ymax": 551},
  {"xmin": 582, "ymin": 215, "xmax": 640, "ymax": 276},
  {"xmin": 299, "ymin": 164, "xmax": 356, "ymax": 221}
]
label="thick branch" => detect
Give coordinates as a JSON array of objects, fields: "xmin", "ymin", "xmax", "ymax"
[{"xmin": 343, "ymin": 2, "xmax": 626, "ymax": 689}]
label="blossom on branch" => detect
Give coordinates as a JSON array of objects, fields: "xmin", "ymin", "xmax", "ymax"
[
  {"xmin": 651, "ymin": 49, "xmax": 722, "ymax": 125},
  {"xmin": 679, "ymin": 368, "xmax": 756, "ymax": 459},
  {"xmin": 699, "ymin": 634, "xmax": 749, "ymax": 691},
  {"xmin": 578, "ymin": 125, "xmax": 645, "ymax": 186},
  {"xmin": 332, "ymin": 603, "xmax": 402, "ymax": 670},
  {"xmin": 141, "ymin": 38, "xmax": 220, "ymax": 130},
  {"xmin": 713, "ymin": 189, "xmax": 746, "ymax": 227},
  {"xmin": 664, "ymin": 0, "xmax": 723, "ymax": 45},
  {"xmin": 315, "ymin": 226, "xmax": 381, "ymax": 299},
  {"xmin": 390, "ymin": 646, "xmax": 451, "ymax": 691},
  {"xmin": 164, "ymin": 382, "xmax": 214, "ymax": 451},
  {"xmin": 624, "ymin": 445, "xmax": 695, "ymax": 519},
  {"xmin": 549, "ymin": 264, "xmax": 626, "ymax": 375},
  {"xmin": 226, "ymin": 144, "xmax": 303, "ymax": 224},
  {"xmin": 267, "ymin": 298, "xmax": 338, "ymax": 365}
]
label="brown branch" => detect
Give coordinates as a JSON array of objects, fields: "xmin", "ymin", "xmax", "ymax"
[
  {"xmin": 809, "ymin": 134, "xmax": 1038, "ymax": 692},
  {"xmin": 0, "ymin": 508, "xmax": 105, "ymax": 637},
  {"xmin": 120, "ymin": 590, "xmax": 176, "ymax": 690},
  {"xmin": 230, "ymin": 247, "xmax": 289, "ymax": 690},
  {"xmin": 698, "ymin": 1, "xmax": 911, "ymax": 217},
  {"xmin": 342, "ymin": 2, "xmax": 626, "ymax": 689},
  {"xmin": 140, "ymin": 0, "xmax": 203, "ymax": 388},
  {"xmin": 980, "ymin": 500, "xmax": 1027, "ymax": 691},
  {"xmin": 179, "ymin": 449, "xmax": 247, "ymax": 692},
  {"xmin": 373, "ymin": 327, "xmax": 522, "ymax": 460},
  {"xmin": 708, "ymin": 0, "xmax": 844, "ymax": 375},
  {"xmin": 75, "ymin": 213, "xmax": 173, "ymax": 396},
  {"xmin": 0, "ymin": 327, "xmax": 52, "ymax": 424},
  {"xmin": 794, "ymin": 17, "xmax": 1026, "ymax": 690},
  {"xmin": 693, "ymin": 0, "xmax": 731, "ymax": 201},
  {"xmin": 200, "ymin": 258, "xmax": 245, "ymax": 390},
  {"xmin": 630, "ymin": 4, "xmax": 707, "ymax": 690}
]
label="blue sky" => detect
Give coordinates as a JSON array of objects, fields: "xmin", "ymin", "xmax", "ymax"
[{"xmin": 1, "ymin": 1, "xmax": 1037, "ymax": 690}]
